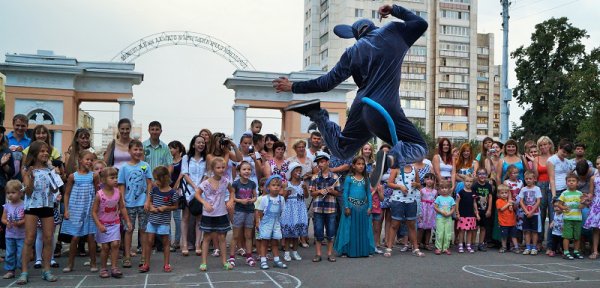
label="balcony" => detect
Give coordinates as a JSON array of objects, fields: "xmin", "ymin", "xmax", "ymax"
[
  {"xmin": 477, "ymin": 123, "xmax": 488, "ymax": 129},
  {"xmin": 403, "ymin": 108, "xmax": 427, "ymax": 118},
  {"xmin": 477, "ymin": 76, "xmax": 489, "ymax": 81},
  {"xmin": 439, "ymin": 115, "xmax": 468, "ymax": 122},
  {"xmin": 477, "ymin": 111, "xmax": 489, "ymax": 117},
  {"xmin": 405, "ymin": 55, "xmax": 426, "ymax": 63},
  {"xmin": 437, "ymin": 130, "xmax": 469, "ymax": 140},
  {"xmin": 438, "ymin": 98, "xmax": 468, "ymax": 107},
  {"xmin": 439, "ymin": 66, "xmax": 469, "ymax": 74},
  {"xmin": 439, "ymin": 82, "xmax": 469, "ymax": 90},
  {"xmin": 440, "ymin": 50, "xmax": 469, "ymax": 58},
  {"xmin": 399, "ymin": 91, "xmax": 426, "ymax": 98},
  {"xmin": 404, "ymin": 73, "xmax": 426, "ymax": 80}
]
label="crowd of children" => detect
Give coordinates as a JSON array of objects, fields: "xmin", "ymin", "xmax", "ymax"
[{"xmin": 2, "ymin": 118, "xmax": 600, "ymax": 286}]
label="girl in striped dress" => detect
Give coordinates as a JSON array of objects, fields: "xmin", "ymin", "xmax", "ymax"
[{"xmin": 61, "ymin": 150, "xmax": 100, "ymax": 273}]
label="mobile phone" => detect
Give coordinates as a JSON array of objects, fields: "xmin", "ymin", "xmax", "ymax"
[{"xmin": 248, "ymin": 145, "xmax": 254, "ymax": 154}]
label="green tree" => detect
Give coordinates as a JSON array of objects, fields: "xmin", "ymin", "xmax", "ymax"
[{"xmin": 511, "ymin": 17, "xmax": 591, "ymax": 144}]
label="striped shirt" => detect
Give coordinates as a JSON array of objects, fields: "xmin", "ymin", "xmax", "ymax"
[
  {"xmin": 147, "ymin": 186, "xmax": 179, "ymax": 225},
  {"xmin": 143, "ymin": 140, "xmax": 173, "ymax": 170}
]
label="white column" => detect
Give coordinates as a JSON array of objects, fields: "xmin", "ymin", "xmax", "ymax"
[
  {"xmin": 118, "ymin": 98, "xmax": 135, "ymax": 121},
  {"xmin": 232, "ymin": 103, "xmax": 249, "ymax": 142}
]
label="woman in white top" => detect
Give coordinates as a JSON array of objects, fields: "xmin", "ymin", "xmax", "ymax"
[
  {"xmin": 179, "ymin": 135, "xmax": 207, "ymax": 256},
  {"xmin": 103, "ymin": 118, "xmax": 133, "ymax": 170},
  {"xmin": 433, "ymin": 138, "xmax": 455, "ymax": 191}
]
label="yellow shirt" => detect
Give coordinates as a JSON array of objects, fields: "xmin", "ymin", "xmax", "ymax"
[{"xmin": 22, "ymin": 146, "xmax": 61, "ymax": 161}]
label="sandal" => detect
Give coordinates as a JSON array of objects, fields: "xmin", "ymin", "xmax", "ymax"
[
  {"xmin": 163, "ymin": 264, "xmax": 172, "ymax": 273},
  {"xmin": 273, "ymin": 260, "xmax": 288, "ymax": 269},
  {"xmin": 563, "ymin": 252, "xmax": 574, "ymax": 260},
  {"xmin": 548, "ymin": 250, "xmax": 556, "ymax": 257},
  {"xmin": 90, "ymin": 267, "xmax": 99, "ymax": 272},
  {"xmin": 589, "ymin": 252, "xmax": 598, "ymax": 259},
  {"xmin": 498, "ymin": 247, "xmax": 506, "ymax": 253},
  {"xmin": 62, "ymin": 267, "xmax": 74, "ymax": 273},
  {"xmin": 246, "ymin": 256, "xmax": 256, "ymax": 267},
  {"xmin": 3, "ymin": 271, "xmax": 15, "ymax": 279},
  {"xmin": 182, "ymin": 249, "xmax": 189, "ymax": 257},
  {"xmin": 111, "ymin": 267, "xmax": 123, "ymax": 278},
  {"xmin": 199, "ymin": 263, "xmax": 208, "ymax": 272},
  {"xmin": 16, "ymin": 272, "xmax": 28, "ymax": 285},
  {"xmin": 399, "ymin": 245, "xmax": 409, "ymax": 252},
  {"xmin": 434, "ymin": 249, "xmax": 441, "ymax": 255},
  {"xmin": 260, "ymin": 261, "xmax": 269, "ymax": 270},
  {"xmin": 99, "ymin": 269, "xmax": 110, "ymax": 278},
  {"xmin": 122, "ymin": 257, "xmax": 132, "ymax": 268},
  {"xmin": 223, "ymin": 262, "xmax": 234, "ymax": 270},
  {"xmin": 312, "ymin": 255, "xmax": 322, "ymax": 262},
  {"xmin": 236, "ymin": 248, "xmax": 246, "ymax": 257},
  {"xmin": 138, "ymin": 264, "xmax": 150, "ymax": 273},
  {"xmin": 41, "ymin": 270, "xmax": 58, "ymax": 282},
  {"xmin": 130, "ymin": 251, "xmax": 137, "ymax": 257},
  {"xmin": 227, "ymin": 257, "xmax": 236, "ymax": 267},
  {"xmin": 327, "ymin": 255, "xmax": 336, "ymax": 262},
  {"xmin": 51, "ymin": 260, "xmax": 59, "ymax": 268},
  {"xmin": 196, "ymin": 249, "xmax": 202, "ymax": 256},
  {"xmin": 412, "ymin": 249, "xmax": 425, "ymax": 257},
  {"xmin": 211, "ymin": 249, "xmax": 220, "ymax": 257},
  {"xmin": 383, "ymin": 248, "xmax": 392, "ymax": 258},
  {"xmin": 573, "ymin": 251, "xmax": 584, "ymax": 259},
  {"xmin": 445, "ymin": 250, "xmax": 452, "ymax": 255}
]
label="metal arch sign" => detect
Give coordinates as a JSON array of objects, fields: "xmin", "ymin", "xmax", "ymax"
[{"xmin": 112, "ymin": 31, "xmax": 255, "ymax": 70}]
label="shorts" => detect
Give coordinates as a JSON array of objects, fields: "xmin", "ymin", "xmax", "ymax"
[
  {"xmin": 476, "ymin": 210, "xmax": 487, "ymax": 227},
  {"xmin": 562, "ymin": 220, "xmax": 582, "ymax": 240},
  {"xmin": 457, "ymin": 217, "xmax": 477, "ymax": 231},
  {"xmin": 125, "ymin": 206, "xmax": 149, "ymax": 232},
  {"xmin": 521, "ymin": 214, "xmax": 539, "ymax": 232},
  {"xmin": 390, "ymin": 201, "xmax": 417, "ymax": 221},
  {"xmin": 24, "ymin": 207, "xmax": 54, "ymax": 218},
  {"xmin": 500, "ymin": 226, "xmax": 517, "ymax": 239},
  {"xmin": 313, "ymin": 212, "xmax": 336, "ymax": 241},
  {"xmin": 145, "ymin": 223, "xmax": 170, "ymax": 235},
  {"xmin": 371, "ymin": 213, "xmax": 382, "ymax": 222},
  {"xmin": 233, "ymin": 210, "xmax": 255, "ymax": 229},
  {"xmin": 200, "ymin": 215, "xmax": 231, "ymax": 233}
]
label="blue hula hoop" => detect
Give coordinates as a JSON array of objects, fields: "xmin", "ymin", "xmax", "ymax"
[{"xmin": 361, "ymin": 97, "xmax": 398, "ymax": 146}]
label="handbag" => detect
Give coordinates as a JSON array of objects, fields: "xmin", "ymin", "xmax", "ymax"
[
  {"xmin": 188, "ymin": 197, "xmax": 203, "ymax": 216},
  {"xmin": 181, "ymin": 178, "xmax": 202, "ymax": 216},
  {"xmin": 105, "ymin": 140, "xmax": 116, "ymax": 166}
]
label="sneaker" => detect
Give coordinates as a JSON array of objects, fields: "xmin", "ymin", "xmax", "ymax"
[
  {"xmin": 291, "ymin": 251, "xmax": 302, "ymax": 261},
  {"xmin": 466, "ymin": 246, "xmax": 475, "ymax": 253},
  {"xmin": 34, "ymin": 260, "xmax": 42, "ymax": 269},
  {"xmin": 284, "ymin": 99, "xmax": 321, "ymax": 118},
  {"xmin": 531, "ymin": 249, "xmax": 538, "ymax": 255},
  {"xmin": 273, "ymin": 260, "xmax": 288, "ymax": 269},
  {"xmin": 523, "ymin": 249, "xmax": 531, "ymax": 255},
  {"xmin": 370, "ymin": 150, "xmax": 387, "ymax": 188},
  {"xmin": 283, "ymin": 251, "xmax": 292, "ymax": 262},
  {"xmin": 227, "ymin": 257, "xmax": 236, "ymax": 267},
  {"xmin": 458, "ymin": 245, "xmax": 464, "ymax": 253},
  {"xmin": 386, "ymin": 149, "xmax": 402, "ymax": 169},
  {"xmin": 478, "ymin": 243, "xmax": 487, "ymax": 252},
  {"xmin": 375, "ymin": 248, "xmax": 383, "ymax": 254}
]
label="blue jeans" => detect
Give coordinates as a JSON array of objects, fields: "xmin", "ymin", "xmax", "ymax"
[
  {"xmin": 538, "ymin": 181, "xmax": 552, "ymax": 243},
  {"xmin": 313, "ymin": 212, "xmax": 337, "ymax": 241},
  {"xmin": 311, "ymin": 103, "xmax": 427, "ymax": 162},
  {"xmin": 4, "ymin": 238, "xmax": 24, "ymax": 271},
  {"xmin": 171, "ymin": 209, "xmax": 182, "ymax": 244}
]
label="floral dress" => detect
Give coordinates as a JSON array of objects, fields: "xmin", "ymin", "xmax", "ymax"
[
  {"xmin": 418, "ymin": 187, "xmax": 437, "ymax": 229},
  {"xmin": 268, "ymin": 159, "xmax": 289, "ymax": 184},
  {"xmin": 280, "ymin": 181, "xmax": 308, "ymax": 238},
  {"xmin": 584, "ymin": 171, "xmax": 600, "ymax": 229}
]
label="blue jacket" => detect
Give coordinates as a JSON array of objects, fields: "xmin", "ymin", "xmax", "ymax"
[{"xmin": 292, "ymin": 5, "xmax": 428, "ymax": 109}]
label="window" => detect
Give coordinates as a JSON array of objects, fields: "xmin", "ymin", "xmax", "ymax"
[
  {"xmin": 408, "ymin": 117, "xmax": 426, "ymax": 127},
  {"xmin": 320, "ymin": 49, "xmax": 328, "ymax": 61},
  {"xmin": 477, "ymin": 129, "xmax": 488, "ymax": 136},
  {"xmin": 402, "ymin": 65, "xmax": 426, "ymax": 74},
  {"xmin": 441, "ymin": 74, "xmax": 469, "ymax": 83},
  {"xmin": 305, "ymin": 9, "xmax": 311, "ymax": 20},
  {"xmin": 415, "ymin": 11, "xmax": 428, "ymax": 19},
  {"xmin": 477, "ymin": 47, "xmax": 489, "ymax": 55},
  {"xmin": 441, "ymin": 0, "xmax": 470, "ymax": 3},
  {"xmin": 439, "ymin": 89, "xmax": 469, "ymax": 100},
  {"xmin": 409, "ymin": 46, "xmax": 427, "ymax": 56},
  {"xmin": 355, "ymin": 8, "xmax": 364, "ymax": 17},
  {"xmin": 319, "ymin": 16, "xmax": 329, "ymax": 35},
  {"xmin": 438, "ymin": 107, "xmax": 468, "ymax": 116},
  {"xmin": 441, "ymin": 25, "xmax": 470, "ymax": 37},
  {"xmin": 477, "ymin": 105, "xmax": 489, "ymax": 112},
  {"xmin": 372, "ymin": 10, "xmax": 378, "ymax": 19},
  {"xmin": 440, "ymin": 42, "xmax": 469, "ymax": 52},
  {"xmin": 441, "ymin": 10, "xmax": 469, "ymax": 20},
  {"xmin": 441, "ymin": 57, "xmax": 469, "ymax": 67},
  {"xmin": 319, "ymin": 32, "xmax": 329, "ymax": 46},
  {"xmin": 477, "ymin": 82, "xmax": 489, "ymax": 89},
  {"xmin": 477, "ymin": 117, "xmax": 488, "ymax": 124},
  {"xmin": 320, "ymin": 0, "xmax": 328, "ymax": 13},
  {"xmin": 441, "ymin": 123, "xmax": 468, "ymax": 131},
  {"xmin": 401, "ymin": 99, "xmax": 426, "ymax": 110},
  {"xmin": 400, "ymin": 80, "xmax": 426, "ymax": 92}
]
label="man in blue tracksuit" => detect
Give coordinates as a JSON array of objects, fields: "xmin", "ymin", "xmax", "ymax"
[{"xmin": 273, "ymin": 4, "xmax": 428, "ymax": 184}]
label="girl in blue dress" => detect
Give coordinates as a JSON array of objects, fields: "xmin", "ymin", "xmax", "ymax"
[
  {"xmin": 62, "ymin": 150, "xmax": 99, "ymax": 273},
  {"xmin": 281, "ymin": 162, "xmax": 308, "ymax": 262},
  {"xmin": 335, "ymin": 156, "xmax": 375, "ymax": 257}
]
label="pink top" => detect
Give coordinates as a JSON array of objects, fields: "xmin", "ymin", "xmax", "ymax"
[
  {"xmin": 200, "ymin": 177, "xmax": 230, "ymax": 217},
  {"xmin": 98, "ymin": 188, "xmax": 121, "ymax": 225}
]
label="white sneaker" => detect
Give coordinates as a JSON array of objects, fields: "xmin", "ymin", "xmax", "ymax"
[
  {"xmin": 375, "ymin": 248, "xmax": 383, "ymax": 254},
  {"xmin": 291, "ymin": 251, "xmax": 302, "ymax": 261},
  {"xmin": 283, "ymin": 251, "xmax": 292, "ymax": 262}
]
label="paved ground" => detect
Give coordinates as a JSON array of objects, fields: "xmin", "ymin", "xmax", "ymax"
[{"xmin": 3, "ymin": 244, "xmax": 600, "ymax": 288}]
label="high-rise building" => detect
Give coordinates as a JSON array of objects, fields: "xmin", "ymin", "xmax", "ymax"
[{"xmin": 303, "ymin": 0, "xmax": 501, "ymax": 141}]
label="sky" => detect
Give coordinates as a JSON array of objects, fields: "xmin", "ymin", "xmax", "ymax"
[{"xmin": 0, "ymin": 0, "xmax": 598, "ymax": 148}]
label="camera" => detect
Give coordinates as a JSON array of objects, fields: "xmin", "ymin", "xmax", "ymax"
[
  {"xmin": 248, "ymin": 145, "xmax": 254, "ymax": 154},
  {"xmin": 219, "ymin": 137, "xmax": 231, "ymax": 146},
  {"xmin": 489, "ymin": 148, "xmax": 496, "ymax": 153}
]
